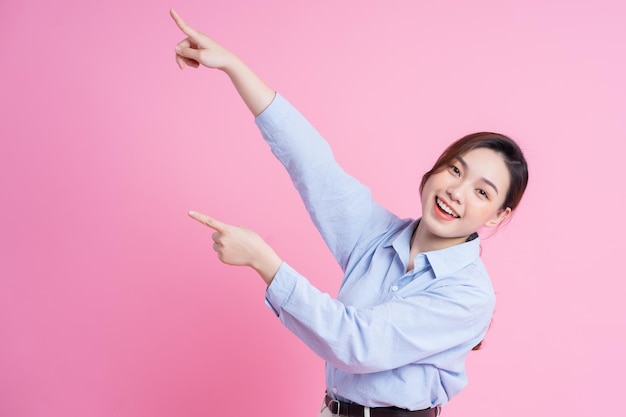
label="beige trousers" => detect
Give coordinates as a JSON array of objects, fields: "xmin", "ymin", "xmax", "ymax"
[
  {"xmin": 317, "ymin": 405, "xmax": 332, "ymax": 417},
  {"xmin": 318, "ymin": 396, "xmax": 332, "ymax": 417}
]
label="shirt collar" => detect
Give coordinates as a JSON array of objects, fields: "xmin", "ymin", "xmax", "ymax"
[
  {"xmin": 425, "ymin": 237, "xmax": 481, "ymax": 278},
  {"xmin": 385, "ymin": 219, "xmax": 481, "ymax": 278}
]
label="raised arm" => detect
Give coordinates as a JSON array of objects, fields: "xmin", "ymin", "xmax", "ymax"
[
  {"xmin": 170, "ymin": 9, "xmax": 274, "ymax": 116},
  {"xmin": 172, "ymin": 9, "xmax": 397, "ymax": 269}
]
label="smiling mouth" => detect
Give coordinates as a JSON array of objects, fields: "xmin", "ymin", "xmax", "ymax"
[{"xmin": 436, "ymin": 197, "xmax": 460, "ymax": 218}]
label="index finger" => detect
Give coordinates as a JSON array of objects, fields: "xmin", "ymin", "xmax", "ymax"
[
  {"xmin": 170, "ymin": 9, "xmax": 201, "ymax": 39},
  {"xmin": 188, "ymin": 210, "xmax": 228, "ymax": 231}
]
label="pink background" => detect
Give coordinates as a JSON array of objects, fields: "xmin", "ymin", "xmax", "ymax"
[{"xmin": 1, "ymin": 1, "xmax": 624, "ymax": 416}]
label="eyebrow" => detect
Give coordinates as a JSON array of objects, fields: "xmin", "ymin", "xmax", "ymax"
[{"xmin": 456, "ymin": 156, "xmax": 499, "ymax": 195}]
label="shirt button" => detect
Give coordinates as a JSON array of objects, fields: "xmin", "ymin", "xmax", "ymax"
[
  {"xmin": 332, "ymin": 387, "xmax": 338, "ymax": 394},
  {"xmin": 391, "ymin": 285, "xmax": 399, "ymax": 292}
]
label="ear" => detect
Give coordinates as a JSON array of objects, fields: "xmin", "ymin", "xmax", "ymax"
[{"xmin": 484, "ymin": 207, "xmax": 512, "ymax": 228}]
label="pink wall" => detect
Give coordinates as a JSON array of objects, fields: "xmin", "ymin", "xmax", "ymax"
[{"xmin": 1, "ymin": 1, "xmax": 624, "ymax": 416}]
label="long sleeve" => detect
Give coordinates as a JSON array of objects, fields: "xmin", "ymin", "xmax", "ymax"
[
  {"xmin": 255, "ymin": 94, "xmax": 397, "ymax": 271},
  {"xmin": 266, "ymin": 259, "xmax": 494, "ymax": 374}
]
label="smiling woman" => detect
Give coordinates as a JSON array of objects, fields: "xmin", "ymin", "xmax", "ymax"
[
  {"xmin": 415, "ymin": 133, "xmax": 528, "ymax": 254},
  {"xmin": 170, "ymin": 7, "xmax": 529, "ymax": 417},
  {"xmin": 420, "ymin": 132, "xmax": 528, "ymax": 214}
]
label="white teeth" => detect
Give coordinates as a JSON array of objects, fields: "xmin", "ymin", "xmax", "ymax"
[{"xmin": 437, "ymin": 198, "xmax": 459, "ymax": 218}]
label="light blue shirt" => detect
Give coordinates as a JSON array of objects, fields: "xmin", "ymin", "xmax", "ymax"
[{"xmin": 256, "ymin": 94, "xmax": 495, "ymax": 410}]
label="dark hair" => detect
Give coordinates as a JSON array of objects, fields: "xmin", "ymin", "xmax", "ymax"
[{"xmin": 420, "ymin": 132, "xmax": 529, "ymax": 212}]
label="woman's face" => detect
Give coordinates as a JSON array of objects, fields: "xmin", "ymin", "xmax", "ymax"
[{"xmin": 420, "ymin": 147, "xmax": 512, "ymax": 244}]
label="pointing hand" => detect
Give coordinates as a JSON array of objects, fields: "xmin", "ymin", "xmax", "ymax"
[
  {"xmin": 171, "ymin": 9, "xmax": 235, "ymax": 70},
  {"xmin": 188, "ymin": 210, "xmax": 282, "ymax": 285}
]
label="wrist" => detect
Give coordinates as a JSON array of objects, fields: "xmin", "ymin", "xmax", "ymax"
[
  {"xmin": 222, "ymin": 56, "xmax": 274, "ymax": 116},
  {"xmin": 252, "ymin": 251, "xmax": 282, "ymax": 286},
  {"xmin": 221, "ymin": 54, "xmax": 245, "ymax": 77}
]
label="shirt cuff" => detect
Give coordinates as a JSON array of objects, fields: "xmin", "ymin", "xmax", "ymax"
[
  {"xmin": 264, "ymin": 262, "xmax": 299, "ymax": 317},
  {"xmin": 254, "ymin": 92, "xmax": 291, "ymax": 134}
]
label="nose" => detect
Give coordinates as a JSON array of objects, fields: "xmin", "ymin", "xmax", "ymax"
[{"xmin": 446, "ymin": 185, "xmax": 463, "ymax": 204}]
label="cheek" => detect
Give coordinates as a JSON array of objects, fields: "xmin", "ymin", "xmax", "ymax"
[
  {"xmin": 462, "ymin": 196, "xmax": 495, "ymax": 217},
  {"xmin": 421, "ymin": 172, "xmax": 445, "ymax": 192},
  {"xmin": 475, "ymin": 204, "xmax": 504, "ymax": 222},
  {"xmin": 420, "ymin": 177, "xmax": 438, "ymax": 202}
]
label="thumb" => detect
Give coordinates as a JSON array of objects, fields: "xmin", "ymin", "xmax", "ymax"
[
  {"xmin": 188, "ymin": 210, "xmax": 229, "ymax": 232},
  {"xmin": 176, "ymin": 44, "xmax": 202, "ymax": 62}
]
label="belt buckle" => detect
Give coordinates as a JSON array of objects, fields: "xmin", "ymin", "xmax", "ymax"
[{"xmin": 328, "ymin": 399, "xmax": 341, "ymax": 415}]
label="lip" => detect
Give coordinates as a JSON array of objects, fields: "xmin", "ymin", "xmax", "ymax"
[{"xmin": 434, "ymin": 196, "xmax": 460, "ymax": 221}]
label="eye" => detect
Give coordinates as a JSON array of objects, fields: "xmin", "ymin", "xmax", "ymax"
[
  {"xmin": 476, "ymin": 189, "xmax": 489, "ymax": 199},
  {"xmin": 449, "ymin": 165, "xmax": 461, "ymax": 176}
]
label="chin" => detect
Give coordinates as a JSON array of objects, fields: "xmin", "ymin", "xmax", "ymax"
[{"xmin": 422, "ymin": 214, "xmax": 473, "ymax": 241}]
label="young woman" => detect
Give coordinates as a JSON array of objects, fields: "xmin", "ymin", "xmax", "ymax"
[{"xmin": 171, "ymin": 9, "xmax": 528, "ymax": 417}]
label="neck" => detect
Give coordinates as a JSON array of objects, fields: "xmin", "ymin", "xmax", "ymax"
[{"xmin": 410, "ymin": 220, "xmax": 470, "ymax": 255}]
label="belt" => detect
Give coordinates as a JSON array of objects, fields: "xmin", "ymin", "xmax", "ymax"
[{"xmin": 324, "ymin": 395, "xmax": 440, "ymax": 417}]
